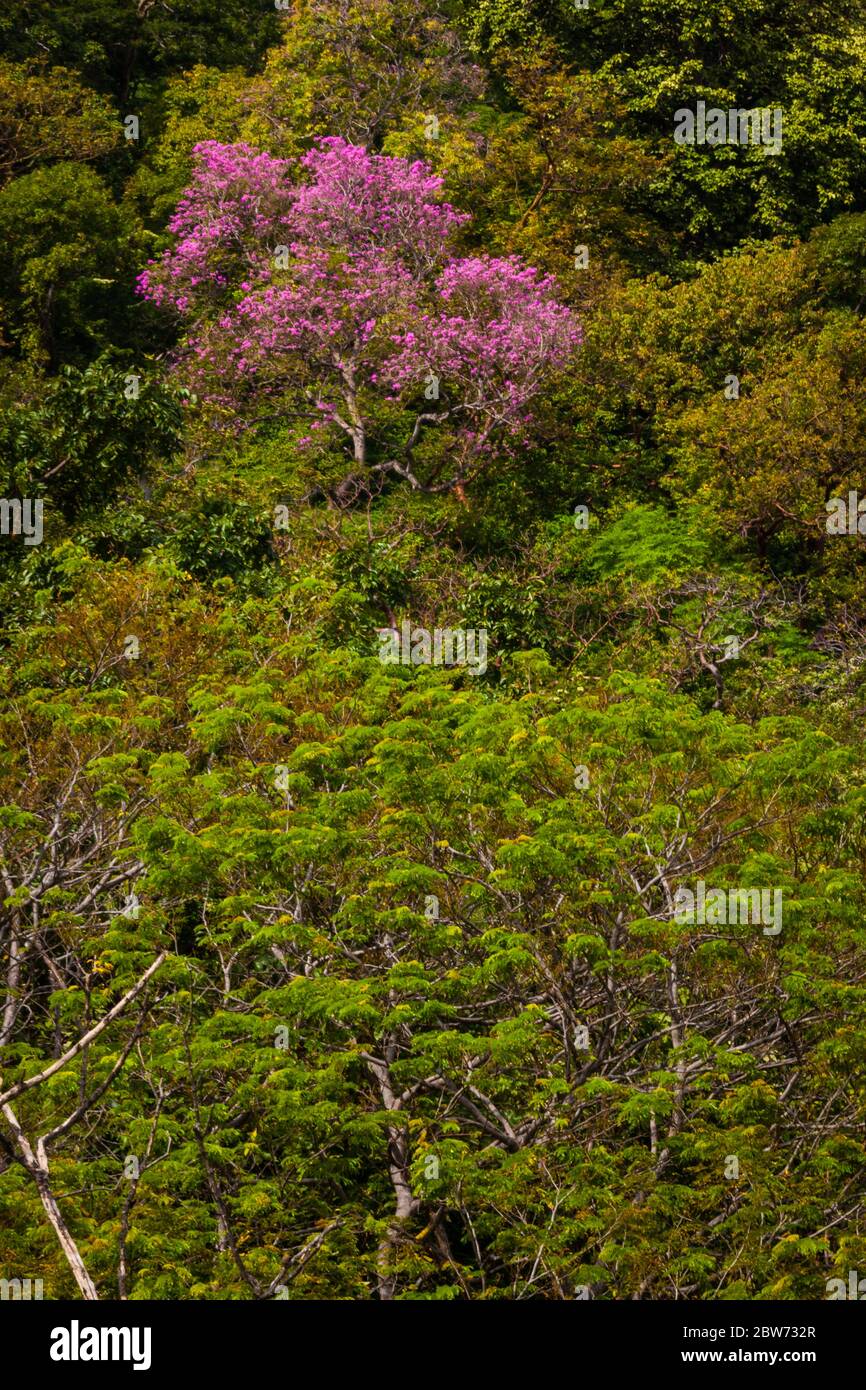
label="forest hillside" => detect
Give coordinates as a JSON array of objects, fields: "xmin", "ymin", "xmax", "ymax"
[{"xmin": 2, "ymin": 0, "xmax": 866, "ymax": 1302}]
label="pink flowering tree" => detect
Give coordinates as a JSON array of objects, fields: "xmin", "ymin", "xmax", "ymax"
[{"xmin": 139, "ymin": 137, "xmax": 580, "ymax": 498}]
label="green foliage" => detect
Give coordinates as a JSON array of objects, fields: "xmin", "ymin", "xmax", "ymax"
[
  {"xmin": 170, "ymin": 497, "xmax": 277, "ymax": 589},
  {"xmin": 0, "ymin": 355, "xmax": 181, "ymax": 517},
  {"xmin": 3, "ymin": 0, "xmax": 866, "ymax": 1307},
  {"xmin": 0, "ymin": 60, "xmax": 119, "ymax": 184},
  {"xmin": 466, "ymin": 0, "xmax": 866, "ymax": 260},
  {"xmin": 0, "ymin": 164, "xmax": 144, "ymax": 364},
  {"xmin": 0, "ymin": 0, "xmax": 280, "ymax": 102}
]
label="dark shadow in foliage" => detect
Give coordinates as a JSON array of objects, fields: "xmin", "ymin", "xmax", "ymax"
[
  {"xmin": 170, "ymin": 497, "xmax": 277, "ymax": 591},
  {"xmin": 0, "ymin": 0, "xmax": 281, "ymax": 105},
  {"xmin": 0, "ymin": 354, "xmax": 183, "ymax": 520}
]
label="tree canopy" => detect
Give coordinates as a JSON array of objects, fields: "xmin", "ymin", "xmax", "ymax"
[{"xmin": 2, "ymin": 0, "xmax": 866, "ymax": 1304}]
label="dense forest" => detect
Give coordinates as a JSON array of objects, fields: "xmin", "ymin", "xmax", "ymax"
[{"xmin": 2, "ymin": 0, "xmax": 866, "ymax": 1302}]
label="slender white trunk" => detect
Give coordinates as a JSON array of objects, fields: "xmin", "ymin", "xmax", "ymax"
[{"xmin": 2, "ymin": 1103, "xmax": 98, "ymax": 1299}]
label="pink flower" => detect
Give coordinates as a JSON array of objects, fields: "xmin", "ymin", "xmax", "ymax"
[{"xmin": 138, "ymin": 138, "xmax": 580, "ymax": 469}]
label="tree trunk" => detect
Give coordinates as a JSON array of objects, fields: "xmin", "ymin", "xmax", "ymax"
[{"xmin": 1, "ymin": 1103, "xmax": 98, "ymax": 1299}]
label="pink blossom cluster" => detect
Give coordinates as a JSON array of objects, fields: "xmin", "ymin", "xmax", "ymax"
[
  {"xmin": 384, "ymin": 257, "xmax": 582, "ymax": 444},
  {"xmin": 137, "ymin": 141, "xmax": 295, "ymax": 314},
  {"xmin": 138, "ymin": 137, "xmax": 580, "ymax": 469},
  {"xmin": 290, "ymin": 137, "xmax": 469, "ymax": 271},
  {"xmin": 211, "ymin": 248, "xmax": 419, "ymax": 410}
]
